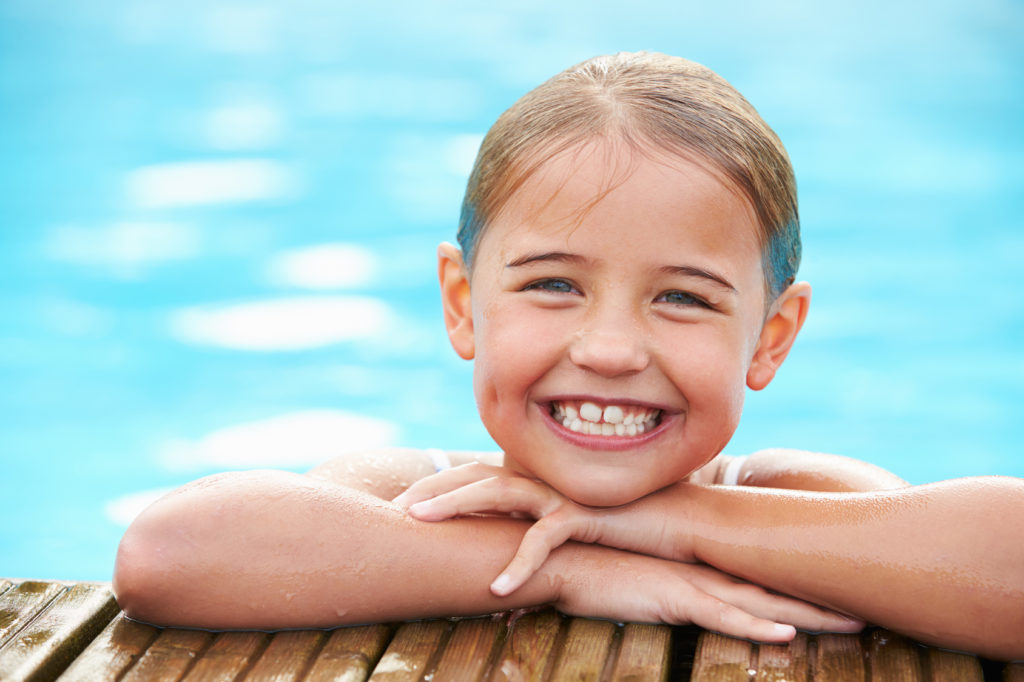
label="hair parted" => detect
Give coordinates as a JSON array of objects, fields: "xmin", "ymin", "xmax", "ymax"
[{"xmin": 456, "ymin": 51, "xmax": 801, "ymax": 299}]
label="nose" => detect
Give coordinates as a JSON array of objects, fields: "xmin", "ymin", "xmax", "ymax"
[{"xmin": 568, "ymin": 323, "xmax": 650, "ymax": 378}]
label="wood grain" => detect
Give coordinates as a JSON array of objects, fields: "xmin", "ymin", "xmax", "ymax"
[
  {"xmin": 368, "ymin": 619, "xmax": 449, "ymax": 682},
  {"xmin": 690, "ymin": 632, "xmax": 754, "ymax": 682},
  {"xmin": 0, "ymin": 582, "xmax": 118, "ymax": 682},
  {"xmin": 60, "ymin": 612, "xmax": 161, "ymax": 680}
]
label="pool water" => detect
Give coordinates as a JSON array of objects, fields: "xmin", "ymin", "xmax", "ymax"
[{"xmin": 1, "ymin": 1, "xmax": 1022, "ymax": 580}]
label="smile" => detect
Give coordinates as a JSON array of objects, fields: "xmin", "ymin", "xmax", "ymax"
[{"xmin": 550, "ymin": 399, "xmax": 662, "ymax": 437}]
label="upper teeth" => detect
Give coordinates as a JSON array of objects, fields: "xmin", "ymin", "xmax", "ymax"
[{"xmin": 552, "ymin": 400, "xmax": 661, "ymax": 436}]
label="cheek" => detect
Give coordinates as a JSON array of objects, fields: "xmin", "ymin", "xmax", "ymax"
[{"xmin": 471, "ymin": 306, "xmax": 554, "ymax": 410}]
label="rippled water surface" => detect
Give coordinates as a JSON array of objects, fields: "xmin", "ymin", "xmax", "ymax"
[{"xmin": 2, "ymin": 1, "xmax": 1022, "ymax": 579}]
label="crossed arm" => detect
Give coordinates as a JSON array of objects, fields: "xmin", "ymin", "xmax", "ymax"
[
  {"xmin": 113, "ymin": 448, "xmax": 1024, "ymax": 660},
  {"xmin": 113, "ymin": 449, "xmax": 864, "ymax": 641},
  {"xmin": 399, "ymin": 451, "xmax": 1024, "ymax": 660}
]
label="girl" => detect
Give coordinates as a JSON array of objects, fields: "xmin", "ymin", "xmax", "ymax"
[{"xmin": 114, "ymin": 52, "xmax": 1024, "ymax": 660}]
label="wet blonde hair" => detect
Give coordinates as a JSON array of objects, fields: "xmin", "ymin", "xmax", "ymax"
[{"xmin": 457, "ymin": 51, "xmax": 800, "ymax": 298}]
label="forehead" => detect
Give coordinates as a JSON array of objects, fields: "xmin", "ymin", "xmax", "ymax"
[{"xmin": 477, "ymin": 141, "xmax": 763, "ymax": 280}]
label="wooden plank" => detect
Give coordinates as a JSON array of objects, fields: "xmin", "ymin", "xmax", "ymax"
[
  {"xmin": 0, "ymin": 582, "xmax": 119, "ymax": 682},
  {"xmin": 690, "ymin": 632, "xmax": 754, "ymax": 682},
  {"xmin": 865, "ymin": 629, "xmax": 924, "ymax": 682},
  {"xmin": 60, "ymin": 613, "xmax": 161, "ymax": 680},
  {"xmin": 243, "ymin": 630, "xmax": 325, "ymax": 681},
  {"xmin": 0, "ymin": 580, "xmax": 66, "ymax": 647},
  {"xmin": 609, "ymin": 623, "xmax": 671, "ymax": 682},
  {"xmin": 814, "ymin": 634, "xmax": 866, "ymax": 682},
  {"xmin": 923, "ymin": 647, "xmax": 982, "ymax": 682},
  {"xmin": 183, "ymin": 630, "xmax": 269, "ymax": 681},
  {"xmin": 755, "ymin": 632, "xmax": 809, "ymax": 681},
  {"xmin": 1003, "ymin": 662, "xmax": 1024, "ymax": 682},
  {"xmin": 368, "ymin": 620, "xmax": 449, "ymax": 681},
  {"xmin": 304, "ymin": 624, "xmax": 392, "ymax": 682},
  {"xmin": 546, "ymin": 617, "xmax": 616, "ymax": 680},
  {"xmin": 489, "ymin": 609, "xmax": 563, "ymax": 682},
  {"xmin": 432, "ymin": 617, "xmax": 505, "ymax": 682},
  {"xmin": 0, "ymin": 579, "xmax": 13, "ymax": 597},
  {"xmin": 121, "ymin": 627, "xmax": 215, "ymax": 681}
]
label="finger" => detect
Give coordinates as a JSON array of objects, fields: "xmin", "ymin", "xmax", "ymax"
[
  {"xmin": 664, "ymin": 587, "xmax": 797, "ymax": 643},
  {"xmin": 393, "ymin": 462, "xmax": 502, "ymax": 508},
  {"xmin": 491, "ymin": 515, "xmax": 578, "ymax": 596},
  {"xmin": 408, "ymin": 476, "xmax": 556, "ymax": 521},
  {"xmin": 683, "ymin": 566, "xmax": 863, "ymax": 633}
]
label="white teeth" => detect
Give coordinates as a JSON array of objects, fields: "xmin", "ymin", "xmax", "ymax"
[
  {"xmin": 579, "ymin": 402, "xmax": 602, "ymax": 423},
  {"xmin": 552, "ymin": 400, "xmax": 661, "ymax": 437},
  {"xmin": 603, "ymin": 405, "xmax": 624, "ymax": 424}
]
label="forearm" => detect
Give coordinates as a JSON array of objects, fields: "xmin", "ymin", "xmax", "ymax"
[
  {"xmin": 681, "ymin": 477, "xmax": 1024, "ymax": 659},
  {"xmin": 113, "ymin": 470, "xmax": 563, "ymax": 629}
]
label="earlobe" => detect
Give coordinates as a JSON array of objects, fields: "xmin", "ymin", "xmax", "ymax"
[
  {"xmin": 746, "ymin": 282, "xmax": 811, "ymax": 391},
  {"xmin": 437, "ymin": 242, "xmax": 475, "ymax": 360}
]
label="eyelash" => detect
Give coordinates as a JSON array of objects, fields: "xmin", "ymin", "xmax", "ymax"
[
  {"xmin": 522, "ymin": 279, "xmax": 712, "ymax": 309},
  {"xmin": 522, "ymin": 278, "xmax": 580, "ymax": 295},
  {"xmin": 655, "ymin": 290, "xmax": 712, "ymax": 309}
]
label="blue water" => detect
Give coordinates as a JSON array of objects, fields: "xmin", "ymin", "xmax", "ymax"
[{"xmin": 1, "ymin": 1, "xmax": 1022, "ymax": 581}]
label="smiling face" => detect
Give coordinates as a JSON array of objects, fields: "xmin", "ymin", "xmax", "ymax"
[{"xmin": 439, "ymin": 140, "xmax": 809, "ymax": 506}]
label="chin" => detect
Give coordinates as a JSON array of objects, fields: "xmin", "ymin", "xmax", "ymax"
[{"xmin": 560, "ymin": 480, "xmax": 654, "ymax": 508}]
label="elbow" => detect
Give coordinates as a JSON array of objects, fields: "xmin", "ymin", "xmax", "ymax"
[{"xmin": 112, "ymin": 517, "xmax": 177, "ymax": 626}]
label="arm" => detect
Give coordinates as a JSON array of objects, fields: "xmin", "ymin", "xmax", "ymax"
[
  {"xmin": 112, "ymin": 469, "xmax": 556, "ymax": 629},
  {"xmin": 113, "ymin": 461, "xmax": 856, "ymax": 637},
  {"xmin": 680, "ymin": 477, "xmax": 1024, "ymax": 660},
  {"xmin": 403, "ymin": 457, "xmax": 1024, "ymax": 659},
  {"xmin": 529, "ymin": 475, "xmax": 1024, "ymax": 660}
]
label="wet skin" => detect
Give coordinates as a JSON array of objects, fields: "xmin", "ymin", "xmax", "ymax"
[{"xmin": 442, "ymin": 140, "xmax": 793, "ymax": 507}]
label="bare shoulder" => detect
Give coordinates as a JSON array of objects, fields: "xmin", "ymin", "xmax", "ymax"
[
  {"xmin": 740, "ymin": 448, "xmax": 909, "ymax": 492},
  {"xmin": 307, "ymin": 448, "xmax": 502, "ymax": 500}
]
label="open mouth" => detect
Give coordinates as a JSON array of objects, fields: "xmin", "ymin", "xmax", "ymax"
[{"xmin": 549, "ymin": 399, "xmax": 663, "ymax": 437}]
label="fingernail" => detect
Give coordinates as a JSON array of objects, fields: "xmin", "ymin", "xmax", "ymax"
[
  {"xmin": 408, "ymin": 500, "xmax": 428, "ymax": 510},
  {"xmin": 772, "ymin": 624, "xmax": 796, "ymax": 639},
  {"xmin": 491, "ymin": 574, "xmax": 512, "ymax": 596}
]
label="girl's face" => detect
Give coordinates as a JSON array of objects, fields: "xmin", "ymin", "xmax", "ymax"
[{"xmin": 440, "ymin": 141, "xmax": 807, "ymax": 506}]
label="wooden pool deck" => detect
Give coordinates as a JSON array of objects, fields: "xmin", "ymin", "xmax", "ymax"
[{"xmin": 0, "ymin": 578, "xmax": 1019, "ymax": 681}]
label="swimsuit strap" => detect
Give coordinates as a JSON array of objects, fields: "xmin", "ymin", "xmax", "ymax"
[
  {"xmin": 426, "ymin": 448, "xmax": 452, "ymax": 472},
  {"xmin": 720, "ymin": 455, "xmax": 748, "ymax": 486}
]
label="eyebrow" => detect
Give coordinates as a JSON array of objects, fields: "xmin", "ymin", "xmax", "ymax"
[
  {"xmin": 505, "ymin": 252, "xmax": 738, "ymax": 294},
  {"xmin": 659, "ymin": 265, "xmax": 738, "ymax": 293},
  {"xmin": 505, "ymin": 252, "xmax": 586, "ymax": 268}
]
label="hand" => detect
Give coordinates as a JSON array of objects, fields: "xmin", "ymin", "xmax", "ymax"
[
  {"xmin": 395, "ymin": 463, "xmax": 682, "ymax": 596},
  {"xmin": 551, "ymin": 544, "xmax": 864, "ymax": 642}
]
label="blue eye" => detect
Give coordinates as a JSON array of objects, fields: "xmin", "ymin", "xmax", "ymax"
[
  {"xmin": 658, "ymin": 290, "xmax": 710, "ymax": 308},
  {"xmin": 523, "ymin": 278, "xmax": 578, "ymax": 294}
]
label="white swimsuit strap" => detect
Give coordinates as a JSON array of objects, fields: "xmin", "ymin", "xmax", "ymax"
[
  {"xmin": 426, "ymin": 448, "xmax": 452, "ymax": 472},
  {"xmin": 720, "ymin": 455, "xmax": 747, "ymax": 486}
]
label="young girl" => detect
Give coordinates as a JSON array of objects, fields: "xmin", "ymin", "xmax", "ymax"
[{"xmin": 113, "ymin": 52, "xmax": 1024, "ymax": 660}]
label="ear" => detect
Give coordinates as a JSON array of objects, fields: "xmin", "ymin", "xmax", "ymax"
[
  {"xmin": 746, "ymin": 282, "xmax": 811, "ymax": 391},
  {"xmin": 437, "ymin": 242, "xmax": 475, "ymax": 360}
]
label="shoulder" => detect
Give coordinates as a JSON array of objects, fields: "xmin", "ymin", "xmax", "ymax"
[
  {"xmin": 736, "ymin": 449, "xmax": 908, "ymax": 492},
  {"xmin": 306, "ymin": 448, "xmax": 502, "ymax": 500}
]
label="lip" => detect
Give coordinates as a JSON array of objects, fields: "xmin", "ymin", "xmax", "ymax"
[{"xmin": 536, "ymin": 398, "xmax": 680, "ymax": 452}]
